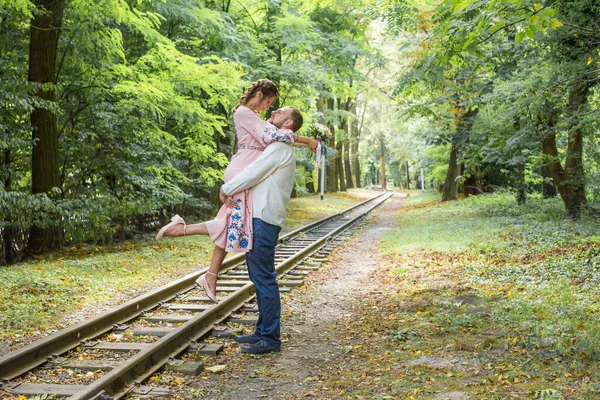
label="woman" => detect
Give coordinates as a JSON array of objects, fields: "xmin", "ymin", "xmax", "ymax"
[{"xmin": 156, "ymin": 79, "xmax": 317, "ymax": 302}]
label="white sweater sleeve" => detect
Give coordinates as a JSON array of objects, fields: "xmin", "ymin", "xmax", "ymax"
[{"xmin": 221, "ymin": 143, "xmax": 287, "ymax": 196}]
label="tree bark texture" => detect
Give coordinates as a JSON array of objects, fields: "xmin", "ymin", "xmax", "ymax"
[
  {"xmin": 336, "ymin": 99, "xmax": 348, "ymax": 192},
  {"xmin": 441, "ymin": 143, "xmax": 459, "ymax": 201},
  {"xmin": 325, "ymin": 98, "xmax": 338, "ymax": 192},
  {"xmin": 26, "ymin": 0, "xmax": 66, "ymax": 254},
  {"xmin": 541, "ymin": 83, "xmax": 588, "ymax": 217},
  {"xmin": 441, "ymin": 108, "xmax": 478, "ymax": 202},
  {"xmin": 350, "ymin": 101, "xmax": 363, "ymax": 188}
]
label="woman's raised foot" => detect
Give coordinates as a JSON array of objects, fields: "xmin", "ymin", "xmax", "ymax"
[{"xmin": 155, "ymin": 215, "xmax": 186, "ymax": 240}]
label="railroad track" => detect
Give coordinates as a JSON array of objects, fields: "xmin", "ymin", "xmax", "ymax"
[{"xmin": 1, "ymin": 190, "xmax": 394, "ymax": 399}]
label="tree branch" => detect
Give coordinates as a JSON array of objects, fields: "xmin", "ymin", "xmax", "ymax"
[
  {"xmin": 562, "ymin": 22, "xmax": 600, "ymax": 34},
  {"xmin": 476, "ymin": 0, "xmax": 559, "ymax": 45},
  {"xmin": 527, "ymin": 68, "xmax": 600, "ymax": 118}
]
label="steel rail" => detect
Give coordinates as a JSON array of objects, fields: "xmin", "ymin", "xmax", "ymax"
[
  {"xmin": 69, "ymin": 190, "xmax": 394, "ymax": 400},
  {"xmin": 0, "ymin": 191, "xmax": 387, "ymax": 382}
]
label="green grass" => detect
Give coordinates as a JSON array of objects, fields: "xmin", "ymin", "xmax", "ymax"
[
  {"xmin": 378, "ymin": 193, "xmax": 600, "ymax": 397},
  {"xmin": 398, "ymin": 190, "xmax": 441, "ymax": 206},
  {"xmin": 0, "ymin": 189, "xmax": 377, "ymax": 353},
  {"xmin": 383, "ymin": 193, "xmax": 599, "ymax": 254},
  {"xmin": 381, "ymin": 194, "xmax": 508, "ymax": 253}
]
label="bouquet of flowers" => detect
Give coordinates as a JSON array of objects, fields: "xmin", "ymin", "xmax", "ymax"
[{"xmin": 305, "ymin": 122, "xmax": 332, "ymax": 144}]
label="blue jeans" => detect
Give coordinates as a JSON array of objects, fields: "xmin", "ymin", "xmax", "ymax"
[{"xmin": 247, "ymin": 218, "xmax": 282, "ymax": 346}]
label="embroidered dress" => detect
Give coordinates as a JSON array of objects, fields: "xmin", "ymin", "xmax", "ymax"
[{"xmin": 204, "ymin": 106, "xmax": 296, "ymax": 252}]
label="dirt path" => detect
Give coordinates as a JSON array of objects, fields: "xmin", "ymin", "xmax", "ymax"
[{"xmin": 174, "ymin": 194, "xmax": 407, "ymax": 399}]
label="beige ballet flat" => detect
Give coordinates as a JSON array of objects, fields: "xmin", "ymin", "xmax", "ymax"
[
  {"xmin": 155, "ymin": 214, "xmax": 186, "ymax": 240},
  {"xmin": 196, "ymin": 271, "xmax": 218, "ymax": 303}
]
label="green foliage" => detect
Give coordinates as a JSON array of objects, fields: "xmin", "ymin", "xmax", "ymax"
[
  {"xmin": 0, "ymin": 0, "xmax": 380, "ymax": 263},
  {"xmin": 378, "ymin": 0, "xmax": 599, "ymax": 211},
  {"xmin": 387, "ymin": 327, "xmax": 421, "ymax": 343}
]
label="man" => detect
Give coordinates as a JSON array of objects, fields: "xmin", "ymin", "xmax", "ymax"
[{"xmin": 219, "ymin": 106, "xmax": 308, "ymax": 355}]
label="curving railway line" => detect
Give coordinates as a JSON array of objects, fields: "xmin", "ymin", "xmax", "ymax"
[{"xmin": 0, "ymin": 190, "xmax": 394, "ymax": 399}]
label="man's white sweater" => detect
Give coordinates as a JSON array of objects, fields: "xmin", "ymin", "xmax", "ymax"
[{"xmin": 221, "ymin": 142, "xmax": 296, "ymax": 228}]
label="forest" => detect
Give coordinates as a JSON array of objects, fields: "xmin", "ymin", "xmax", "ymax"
[{"xmin": 1, "ymin": 0, "xmax": 599, "ymax": 265}]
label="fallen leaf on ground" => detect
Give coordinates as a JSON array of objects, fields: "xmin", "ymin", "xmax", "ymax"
[{"xmin": 205, "ymin": 365, "xmax": 227, "ymax": 373}]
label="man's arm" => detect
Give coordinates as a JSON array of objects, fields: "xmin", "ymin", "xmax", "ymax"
[{"xmin": 221, "ymin": 142, "xmax": 288, "ymax": 196}]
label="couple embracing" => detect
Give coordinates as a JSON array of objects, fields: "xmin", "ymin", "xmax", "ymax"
[{"xmin": 156, "ymin": 79, "xmax": 318, "ymax": 355}]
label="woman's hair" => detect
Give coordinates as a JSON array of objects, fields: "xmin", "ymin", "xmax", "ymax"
[{"xmin": 239, "ymin": 79, "xmax": 279, "ymax": 106}]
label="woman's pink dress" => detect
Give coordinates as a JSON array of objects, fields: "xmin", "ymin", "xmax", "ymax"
[{"xmin": 204, "ymin": 106, "xmax": 296, "ymax": 252}]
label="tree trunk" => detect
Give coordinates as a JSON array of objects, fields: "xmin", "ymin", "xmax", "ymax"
[
  {"xmin": 541, "ymin": 163, "xmax": 557, "ymax": 198},
  {"xmin": 441, "ymin": 108, "xmax": 478, "ymax": 202},
  {"xmin": 542, "ymin": 83, "xmax": 588, "ymax": 217},
  {"xmin": 26, "ymin": 0, "xmax": 67, "ymax": 255},
  {"xmin": 2, "ymin": 149, "xmax": 19, "ymax": 265},
  {"xmin": 340, "ymin": 98, "xmax": 353, "ymax": 190},
  {"xmin": 316, "ymin": 97, "xmax": 327, "ymax": 194},
  {"xmin": 379, "ymin": 135, "xmax": 386, "ymax": 190},
  {"xmin": 462, "ymin": 170, "xmax": 481, "ymax": 196},
  {"xmin": 538, "ymin": 105, "xmax": 558, "ymax": 199},
  {"xmin": 335, "ymin": 99, "xmax": 347, "ymax": 192},
  {"xmin": 325, "ymin": 98, "xmax": 338, "ymax": 192},
  {"xmin": 441, "ymin": 143, "xmax": 459, "ymax": 201},
  {"xmin": 351, "ymin": 101, "xmax": 364, "ymax": 188},
  {"xmin": 335, "ymin": 98, "xmax": 346, "ymax": 192},
  {"xmin": 562, "ymin": 83, "xmax": 587, "ymax": 216},
  {"xmin": 336, "ymin": 139, "xmax": 346, "ymax": 192},
  {"xmin": 335, "ymin": 99, "xmax": 346, "ymax": 192},
  {"xmin": 344, "ymin": 138, "xmax": 353, "ymax": 189}
]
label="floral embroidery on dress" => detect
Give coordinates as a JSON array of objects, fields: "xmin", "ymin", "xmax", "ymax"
[
  {"xmin": 238, "ymin": 144, "xmax": 266, "ymax": 151},
  {"xmin": 261, "ymin": 126, "xmax": 295, "ymax": 146},
  {"xmin": 226, "ymin": 198, "xmax": 250, "ymax": 250}
]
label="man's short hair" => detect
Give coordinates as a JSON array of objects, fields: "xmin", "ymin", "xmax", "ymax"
[{"xmin": 287, "ymin": 107, "xmax": 303, "ymax": 132}]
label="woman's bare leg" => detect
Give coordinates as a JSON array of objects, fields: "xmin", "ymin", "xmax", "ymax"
[
  {"xmin": 184, "ymin": 222, "xmax": 210, "ymax": 235},
  {"xmin": 204, "ymin": 245, "xmax": 226, "ymax": 287},
  {"xmin": 196, "ymin": 245, "xmax": 227, "ymax": 302}
]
